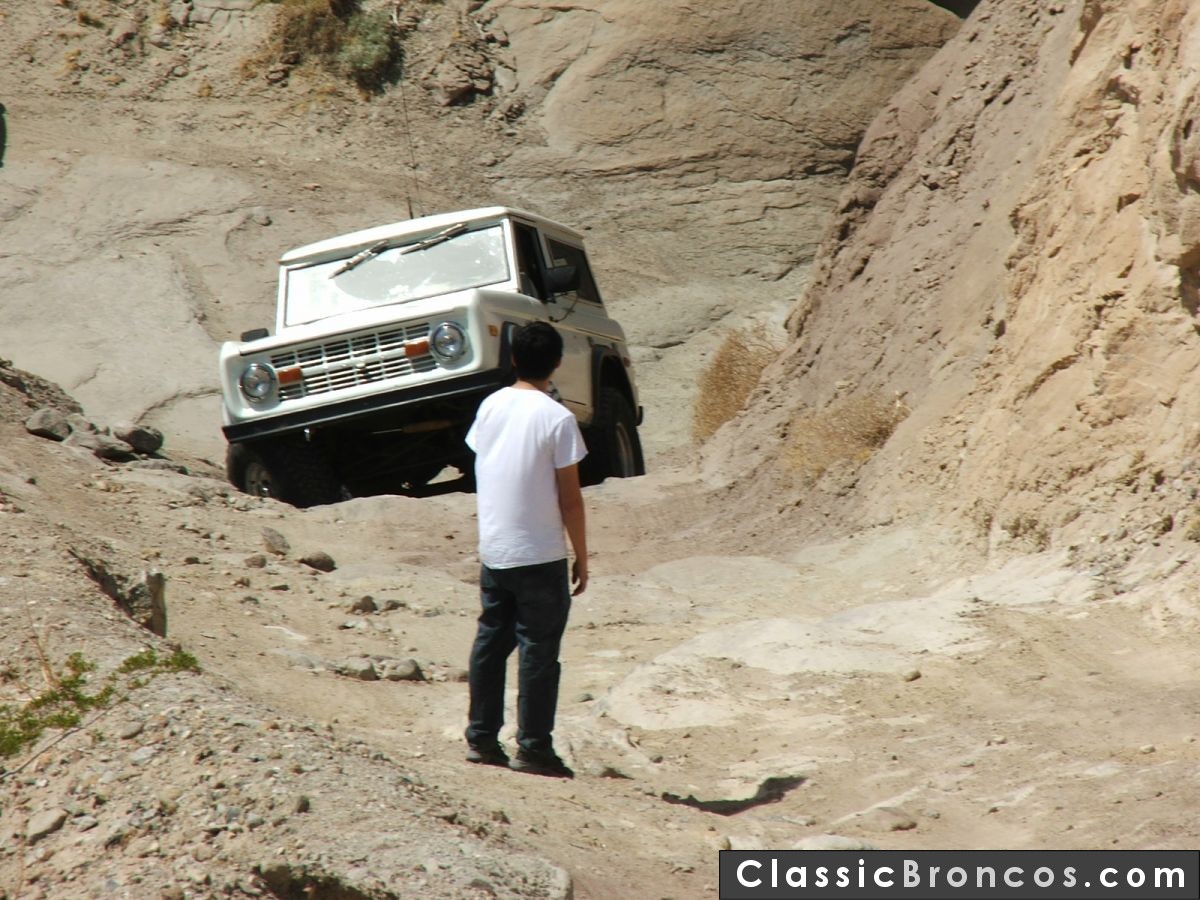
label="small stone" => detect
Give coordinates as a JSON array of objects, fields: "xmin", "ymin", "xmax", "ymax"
[
  {"xmin": 902, "ymin": 669, "xmax": 922, "ymax": 682},
  {"xmin": 1140, "ymin": 744, "xmax": 1156, "ymax": 754},
  {"xmin": 294, "ymin": 795, "xmax": 311, "ymax": 814},
  {"xmin": 261, "ymin": 528, "xmax": 290, "ymax": 557},
  {"xmin": 112, "ymin": 422, "xmax": 164, "ymax": 454},
  {"xmin": 66, "ymin": 430, "xmax": 138, "ymax": 461},
  {"xmin": 26, "ymin": 808, "xmax": 69, "ymax": 843},
  {"xmin": 444, "ymin": 667, "xmax": 469, "ymax": 683},
  {"xmin": 245, "ymin": 553, "xmax": 268, "ymax": 569},
  {"xmin": 852, "ymin": 806, "xmax": 918, "ymax": 832},
  {"xmin": 349, "ymin": 595, "xmax": 377, "ymax": 614},
  {"xmin": 130, "ymin": 746, "xmax": 158, "ymax": 765},
  {"xmin": 380, "ymin": 658, "xmax": 424, "ymax": 682},
  {"xmin": 67, "ymin": 413, "xmax": 97, "ymax": 434},
  {"xmin": 75, "ymin": 815, "xmax": 99, "ymax": 832},
  {"xmin": 25, "ymin": 408, "xmax": 72, "ymax": 441},
  {"xmin": 119, "ymin": 721, "xmax": 144, "ymax": 740},
  {"xmin": 336, "ymin": 658, "xmax": 378, "ymax": 681},
  {"xmin": 574, "ymin": 691, "xmax": 594, "ymax": 703},
  {"xmin": 300, "ymin": 550, "xmax": 336, "ymax": 572}
]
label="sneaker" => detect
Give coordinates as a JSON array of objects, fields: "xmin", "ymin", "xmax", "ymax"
[
  {"xmin": 466, "ymin": 741, "xmax": 510, "ymax": 767},
  {"xmin": 509, "ymin": 747, "xmax": 574, "ymax": 779}
]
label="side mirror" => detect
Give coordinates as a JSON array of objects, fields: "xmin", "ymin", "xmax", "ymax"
[
  {"xmin": 544, "ymin": 265, "xmax": 580, "ymax": 296},
  {"xmin": 241, "ymin": 328, "xmax": 270, "ymax": 342}
]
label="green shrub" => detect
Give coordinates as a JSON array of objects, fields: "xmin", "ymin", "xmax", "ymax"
[
  {"xmin": 0, "ymin": 646, "xmax": 201, "ymax": 759},
  {"xmin": 251, "ymin": 0, "xmax": 401, "ymax": 93}
]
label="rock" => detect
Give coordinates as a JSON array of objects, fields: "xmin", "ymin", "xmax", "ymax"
[
  {"xmin": 75, "ymin": 815, "xmax": 99, "ymax": 832},
  {"xmin": 119, "ymin": 721, "xmax": 144, "ymax": 740},
  {"xmin": 26, "ymin": 808, "xmax": 68, "ymax": 843},
  {"xmin": 902, "ymin": 669, "xmax": 922, "ymax": 682},
  {"xmin": 273, "ymin": 649, "xmax": 327, "ymax": 671},
  {"xmin": 444, "ymin": 667, "xmax": 469, "ymax": 683},
  {"xmin": 294, "ymin": 795, "xmax": 311, "ymax": 814},
  {"xmin": 70, "ymin": 551, "xmax": 168, "ymax": 637},
  {"xmin": 109, "ymin": 18, "xmax": 139, "ymax": 47},
  {"xmin": 112, "ymin": 421, "xmax": 164, "ymax": 454},
  {"xmin": 793, "ymin": 834, "xmax": 880, "ymax": 851},
  {"xmin": 127, "ymin": 459, "xmax": 189, "ymax": 474},
  {"xmin": 848, "ymin": 806, "xmax": 918, "ymax": 833},
  {"xmin": 261, "ymin": 528, "xmax": 290, "ymax": 557},
  {"xmin": 67, "ymin": 413, "xmax": 98, "ymax": 434},
  {"xmin": 349, "ymin": 595, "xmax": 377, "ymax": 614},
  {"xmin": 245, "ymin": 554, "xmax": 268, "ymax": 568},
  {"xmin": 24, "ymin": 408, "xmax": 72, "ymax": 441},
  {"xmin": 300, "ymin": 550, "xmax": 336, "ymax": 572},
  {"xmin": 380, "ymin": 658, "xmax": 425, "ymax": 682},
  {"xmin": 66, "ymin": 430, "xmax": 138, "ymax": 462},
  {"xmin": 335, "ymin": 657, "xmax": 378, "ymax": 681}
]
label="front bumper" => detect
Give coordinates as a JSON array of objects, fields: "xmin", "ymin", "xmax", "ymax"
[{"xmin": 223, "ymin": 369, "xmax": 509, "ymax": 444}]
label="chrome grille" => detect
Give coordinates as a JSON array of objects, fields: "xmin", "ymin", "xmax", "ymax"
[{"xmin": 271, "ymin": 323, "xmax": 436, "ymax": 401}]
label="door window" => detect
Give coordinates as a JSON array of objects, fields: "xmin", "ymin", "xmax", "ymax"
[{"xmin": 546, "ymin": 238, "xmax": 602, "ymax": 305}]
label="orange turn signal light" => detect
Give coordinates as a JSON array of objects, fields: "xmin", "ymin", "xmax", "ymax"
[
  {"xmin": 278, "ymin": 367, "xmax": 303, "ymax": 385},
  {"xmin": 405, "ymin": 339, "xmax": 431, "ymax": 358}
]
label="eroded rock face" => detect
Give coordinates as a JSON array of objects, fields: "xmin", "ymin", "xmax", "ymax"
[
  {"xmin": 488, "ymin": 0, "xmax": 959, "ymax": 298},
  {"xmin": 726, "ymin": 0, "xmax": 1200, "ymax": 558}
]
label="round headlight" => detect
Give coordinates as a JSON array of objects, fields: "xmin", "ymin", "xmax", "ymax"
[
  {"xmin": 430, "ymin": 322, "xmax": 467, "ymax": 362},
  {"xmin": 239, "ymin": 363, "xmax": 277, "ymax": 402}
]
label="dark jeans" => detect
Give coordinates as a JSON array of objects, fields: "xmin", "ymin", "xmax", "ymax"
[{"xmin": 466, "ymin": 559, "xmax": 571, "ymax": 754}]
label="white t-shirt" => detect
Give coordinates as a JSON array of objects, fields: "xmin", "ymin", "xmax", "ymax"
[{"xmin": 466, "ymin": 386, "xmax": 587, "ymax": 569}]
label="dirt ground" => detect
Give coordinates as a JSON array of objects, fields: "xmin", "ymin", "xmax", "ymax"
[{"xmin": 4, "ymin": 400, "xmax": 1199, "ymax": 898}]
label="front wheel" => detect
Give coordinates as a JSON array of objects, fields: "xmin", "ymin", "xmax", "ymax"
[
  {"xmin": 226, "ymin": 439, "xmax": 345, "ymax": 508},
  {"xmin": 581, "ymin": 387, "xmax": 645, "ymax": 485}
]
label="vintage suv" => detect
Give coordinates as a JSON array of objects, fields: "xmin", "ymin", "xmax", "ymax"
[{"xmin": 218, "ymin": 207, "xmax": 644, "ymax": 506}]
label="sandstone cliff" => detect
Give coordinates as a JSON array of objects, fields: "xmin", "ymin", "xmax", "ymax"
[{"xmin": 721, "ymin": 0, "xmax": 1200, "ymax": 594}]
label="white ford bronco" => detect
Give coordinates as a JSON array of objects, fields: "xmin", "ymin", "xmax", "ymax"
[{"xmin": 218, "ymin": 207, "xmax": 644, "ymax": 506}]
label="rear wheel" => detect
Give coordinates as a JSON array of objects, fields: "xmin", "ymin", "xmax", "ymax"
[
  {"xmin": 226, "ymin": 439, "xmax": 344, "ymax": 508},
  {"xmin": 582, "ymin": 387, "xmax": 645, "ymax": 484}
]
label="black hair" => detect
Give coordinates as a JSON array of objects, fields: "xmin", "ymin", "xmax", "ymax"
[{"xmin": 512, "ymin": 321, "xmax": 563, "ymax": 381}]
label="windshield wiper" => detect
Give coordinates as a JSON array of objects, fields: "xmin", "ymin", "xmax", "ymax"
[
  {"xmin": 329, "ymin": 239, "xmax": 390, "ymax": 279},
  {"xmin": 398, "ymin": 223, "xmax": 468, "ymax": 256}
]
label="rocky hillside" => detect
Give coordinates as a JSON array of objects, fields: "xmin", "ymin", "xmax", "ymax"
[{"xmin": 720, "ymin": 0, "xmax": 1200, "ymax": 607}]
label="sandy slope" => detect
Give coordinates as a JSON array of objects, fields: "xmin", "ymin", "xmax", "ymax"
[{"xmin": 3, "ymin": 1, "xmax": 1200, "ymax": 898}]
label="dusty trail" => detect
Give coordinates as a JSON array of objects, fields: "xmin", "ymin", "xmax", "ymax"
[{"xmin": 5, "ymin": 414, "xmax": 1195, "ymax": 898}]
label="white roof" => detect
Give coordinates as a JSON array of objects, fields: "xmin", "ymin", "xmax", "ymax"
[{"xmin": 279, "ymin": 206, "xmax": 584, "ymax": 265}]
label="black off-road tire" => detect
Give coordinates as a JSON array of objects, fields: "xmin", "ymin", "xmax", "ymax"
[
  {"xmin": 226, "ymin": 439, "xmax": 344, "ymax": 508},
  {"xmin": 581, "ymin": 387, "xmax": 645, "ymax": 485}
]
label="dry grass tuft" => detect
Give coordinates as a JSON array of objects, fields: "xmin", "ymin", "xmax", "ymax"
[
  {"xmin": 784, "ymin": 393, "xmax": 909, "ymax": 484},
  {"xmin": 246, "ymin": 0, "xmax": 401, "ymax": 93},
  {"xmin": 692, "ymin": 324, "xmax": 782, "ymax": 444}
]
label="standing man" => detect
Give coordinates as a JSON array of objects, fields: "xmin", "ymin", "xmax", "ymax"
[{"xmin": 464, "ymin": 321, "xmax": 588, "ymax": 778}]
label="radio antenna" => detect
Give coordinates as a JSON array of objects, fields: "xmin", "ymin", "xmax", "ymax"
[{"xmin": 392, "ymin": 6, "xmax": 422, "ymax": 219}]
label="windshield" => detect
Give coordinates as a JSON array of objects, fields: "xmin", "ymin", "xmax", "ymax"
[{"xmin": 283, "ymin": 224, "xmax": 509, "ymax": 326}]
